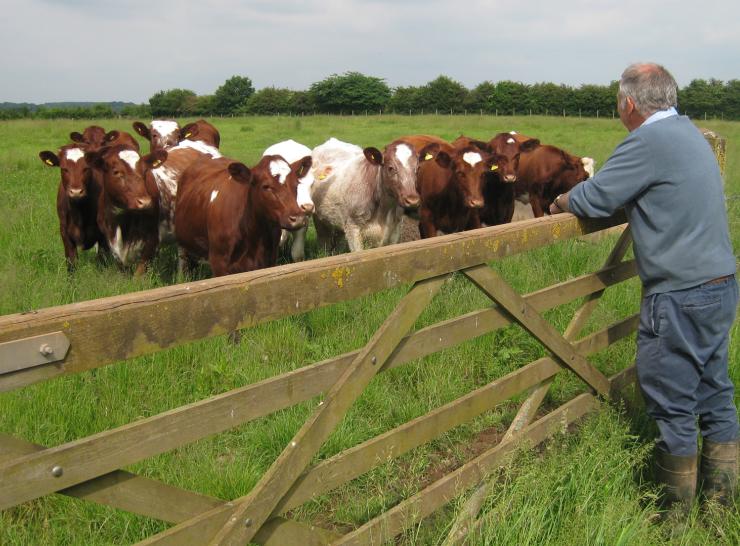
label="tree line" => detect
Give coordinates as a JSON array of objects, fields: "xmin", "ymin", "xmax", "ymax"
[{"xmin": 2, "ymin": 73, "xmax": 739, "ymax": 120}]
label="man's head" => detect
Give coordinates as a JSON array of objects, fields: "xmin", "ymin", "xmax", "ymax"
[{"xmin": 617, "ymin": 63, "xmax": 678, "ymax": 132}]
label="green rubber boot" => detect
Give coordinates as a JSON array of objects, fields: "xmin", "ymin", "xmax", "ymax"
[
  {"xmin": 654, "ymin": 448, "xmax": 697, "ymax": 522},
  {"xmin": 700, "ymin": 439, "xmax": 738, "ymax": 507}
]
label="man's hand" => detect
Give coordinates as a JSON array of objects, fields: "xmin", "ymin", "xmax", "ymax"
[{"xmin": 550, "ymin": 192, "xmax": 569, "ymax": 214}]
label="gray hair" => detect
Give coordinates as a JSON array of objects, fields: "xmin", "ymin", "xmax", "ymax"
[{"xmin": 618, "ymin": 63, "xmax": 678, "ymax": 117}]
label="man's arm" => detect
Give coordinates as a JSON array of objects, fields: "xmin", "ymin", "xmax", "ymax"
[{"xmin": 551, "ymin": 132, "xmax": 656, "ymax": 218}]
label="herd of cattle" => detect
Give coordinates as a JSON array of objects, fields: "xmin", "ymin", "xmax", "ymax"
[{"xmin": 39, "ymin": 119, "xmax": 594, "ymax": 277}]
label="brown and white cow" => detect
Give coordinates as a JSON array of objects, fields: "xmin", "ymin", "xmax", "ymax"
[
  {"xmin": 102, "ymin": 130, "xmax": 141, "ymax": 152},
  {"xmin": 39, "ymin": 145, "xmax": 108, "ymax": 269},
  {"xmin": 179, "ymin": 119, "xmax": 221, "ymax": 148},
  {"xmin": 262, "ymin": 140, "xmax": 315, "ymax": 261},
  {"xmin": 460, "ymin": 133, "xmax": 541, "ymax": 226},
  {"xmin": 415, "ymin": 143, "xmax": 499, "ymax": 238},
  {"xmin": 133, "ymin": 120, "xmax": 180, "ymax": 152},
  {"xmin": 310, "ymin": 137, "xmax": 421, "ymax": 252},
  {"xmin": 85, "ymin": 145, "xmax": 166, "ymax": 275},
  {"xmin": 174, "ymin": 155, "xmax": 306, "ymax": 276},
  {"xmin": 515, "ymin": 144, "xmax": 592, "ymax": 217}
]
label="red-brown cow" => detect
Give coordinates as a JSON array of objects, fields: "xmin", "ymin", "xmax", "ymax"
[
  {"xmin": 515, "ymin": 145, "xmax": 592, "ymax": 217},
  {"xmin": 39, "ymin": 145, "xmax": 108, "ymax": 269},
  {"xmin": 465, "ymin": 133, "xmax": 541, "ymax": 226},
  {"xmin": 179, "ymin": 119, "xmax": 220, "ymax": 148},
  {"xmin": 102, "ymin": 130, "xmax": 140, "ymax": 151},
  {"xmin": 85, "ymin": 145, "xmax": 166, "ymax": 275},
  {"xmin": 70, "ymin": 126, "xmax": 107, "ymax": 150},
  {"xmin": 175, "ymin": 155, "xmax": 307, "ymax": 276},
  {"xmin": 415, "ymin": 143, "xmax": 499, "ymax": 238},
  {"xmin": 132, "ymin": 120, "xmax": 180, "ymax": 152}
]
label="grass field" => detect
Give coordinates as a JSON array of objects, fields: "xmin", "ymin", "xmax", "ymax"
[{"xmin": 0, "ymin": 115, "xmax": 738, "ymax": 545}]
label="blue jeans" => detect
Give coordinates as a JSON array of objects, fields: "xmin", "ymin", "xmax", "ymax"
[{"xmin": 636, "ymin": 276, "xmax": 739, "ymax": 456}]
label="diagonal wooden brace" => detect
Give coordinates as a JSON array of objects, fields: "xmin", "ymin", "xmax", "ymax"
[
  {"xmin": 463, "ymin": 265, "xmax": 610, "ymax": 397},
  {"xmin": 196, "ymin": 275, "xmax": 448, "ymax": 546}
]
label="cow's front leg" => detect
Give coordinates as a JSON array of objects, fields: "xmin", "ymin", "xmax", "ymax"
[{"xmin": 344, "ymin": 223, "xmax": 364, "ymax": 252}]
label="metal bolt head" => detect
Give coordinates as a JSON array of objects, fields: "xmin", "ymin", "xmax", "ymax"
[
  {"xmin": 244, "ymin": 518, "xmax": 253, "ymax": 527},
  {"xmin": 371, "ymin": 356, "xmax": 377, "ymax": 365},
  {"xmin": 51, "ymin": 466, "xmax": 63, "ymax": 477},
  {"xmin": 39, "ymin": 344, "xmax": 54, "ymax": 356}
]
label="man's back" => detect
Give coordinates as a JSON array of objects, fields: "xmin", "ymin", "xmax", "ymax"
[{"xmin": 568, "ymin": 114, "xmax": 735, "ymax": 295}]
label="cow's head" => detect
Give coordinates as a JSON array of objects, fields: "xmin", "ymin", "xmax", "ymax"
[
  {"xmin": 85, "ymin": 145, "xmax": 165, "ymax": 211},
  {"xmin": 488, "ymin": 133, "xmax": 540, "ymax": 183},
  {"xmin": 421, "ymin": 144, "xmax": 497, "ymax": 209},
  {"xmin": 70, "ymin": 126, "xmax": 107, "ymax": 151},
  {"xmin": 103, "ymin": 130, "xmax": 140, "ymax": 152},
  {"xmin": 133, "ymin": 120, "xmax": 180, "ymax": 152},
  {"xmin": 554, "ymin": 151, "xmax": 591, "ymax": 192},
  {"xmin": 285, "ymin": 155, "xmax": 315, "ymax": 214},
  {"xmin": 180, "ymin": 119, "xmax": 220, "ymax": 148},
  {"xmin": 236, "ymin": 155, "xmax": 306, "ymax": 231},
  {"xmin": 39, "ymin": 146, "xmax": 95, "ymax": 200},
  {"xmin": 362, "ymin": 143, "xmax": 421, "ymax": 213}
]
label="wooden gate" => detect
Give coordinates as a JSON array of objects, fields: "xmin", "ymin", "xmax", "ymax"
[{"xmin": 0, "ymin": 207, "xmax": 642, "ymax": 544}]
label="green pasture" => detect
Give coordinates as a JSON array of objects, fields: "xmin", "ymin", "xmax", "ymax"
[{"xmin": 0, "ymin": 115, "xmax": 738, "ymax": 545}]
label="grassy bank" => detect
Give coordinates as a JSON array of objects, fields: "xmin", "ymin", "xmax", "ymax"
[{"xmin": 0, "ymin": 115, "xmax": 738, "ymax": 544}]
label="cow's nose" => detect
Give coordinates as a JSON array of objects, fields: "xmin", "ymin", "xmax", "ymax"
[
  {"xmin": 68, "ymin": 188, "xmax": 85, "ymax": 199},
  {"xmin": 136, "ymin": 197, "xmax": 152, "ymax": 209},
  {"xmin": 504, "ymin": 175, "xmax": 516, "ymax": 183},
  {"xmin": 301, "ymin": 202, "xmax": 315, "ymax": 214},
  {"xmin": 469, "ymin": 199, "xmax": 484, "ymax": 209},
  {"xmin": 403, "ymin": 195, "xmax": 421, "ymax": 209}
]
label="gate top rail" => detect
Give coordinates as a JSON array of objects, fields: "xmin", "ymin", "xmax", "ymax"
[{"xmin": 0, "ymin": 213, "xmax": 625, "ymax": 392}]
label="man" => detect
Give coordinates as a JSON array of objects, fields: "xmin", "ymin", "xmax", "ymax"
[{"xmin": 550, "ymin": 62, "xmax": 738, "ymax": 517}]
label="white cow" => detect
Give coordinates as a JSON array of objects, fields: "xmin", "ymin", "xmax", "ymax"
[
  {"xmin": 262, "ymin": 139, "xmax": 315, "ymax": 261},
  {"xmin": 310, "ymin": 137, "xmax": 421, "ymax": 253}
]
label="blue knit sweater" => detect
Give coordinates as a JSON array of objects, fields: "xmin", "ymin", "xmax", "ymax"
[{"xmin": 568, "ymin": 115, "xmax": 736, "ymax": 295}]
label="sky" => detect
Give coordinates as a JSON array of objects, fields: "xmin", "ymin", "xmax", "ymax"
[{"xmin": 1, "ymin": 0, "xmax": 739, "ymax": 103}]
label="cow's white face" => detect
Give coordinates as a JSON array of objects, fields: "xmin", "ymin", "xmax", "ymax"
[
  {"xmin": 463, "ymin": 151, "xmax": 482, "ymax": 167},
  {"xmin": 150, "ymin": 121, "xmax": 180, "ymax": 151},
  {"xmin": 262, "ymin": 141, "xmax": 315, "ymax": 211},
  {"xmin": 269, "ymin": 159, "xmax": 291, "ymax": 185},
  {"xmin": 66, "ymin": 148, "xmax": 85, "ymax": 162}
]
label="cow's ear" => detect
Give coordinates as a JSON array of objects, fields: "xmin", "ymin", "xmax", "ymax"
[
  {"xmin": 435, "ymin": 151, "xmax": 452, "ymax": 168},
  {"xmin": 70, "ymin": 132, "xmax": 85, "ymax": 144},
  {"xmin": 142, "ymin": 149, "xmax": 167, "ymax": 169},
  {"xmin": 485, "ymin": 154, "xmax": 502, "ymax": 171},
  {"xmin": 520, "ymin": 138, "xmax": 540, "ymax": 152},
  {"xmin": 228, "ymin": 162, "xmax": 252, "ymax": 184},
  {"xmin": 39, "ymin": 151, "xmax": 60, "ymax": 167},
  {"xmin": 419, "ymin": 143, "xmax": 440, "ymax": 161},
  {"xmin": 104, "ymin": 130, "xmax": 120, "ymax": 144},
  {"xmin": 293, "ymin": 155, "xmax": 312, "ymax": 179},
  {"xmin": 84, "ymin": 150, "xmax": 105, "ymax": 170},
  {"xmin": 469, "ymin": 140, "xmax": 491, "ymax": 153},
  {"xmin": 363, "ymin": 147, "xmax": 383, "ymax": 166},
  {"xmin": 132, "ymin": 121, "xmax": 150, "ymax": 139},
  {"xmin": 180, "ymin": 122, "xmax": 197, "ymax": 141}
]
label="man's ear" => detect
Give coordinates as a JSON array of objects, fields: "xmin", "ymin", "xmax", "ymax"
[
  {"xmin": 132, "ymin": 121, "xmax": 150, "ymax": 139},
  {"xmin": 363, "ymin": 147, "xmax": 383, "ymax": 166},
  {"xmin": 228, "ymin": 162, "xmax": 252, "ymax": 184},
  {"xmin": 39, "ymin": 151, "xmax": 60, "ymax": 167}
]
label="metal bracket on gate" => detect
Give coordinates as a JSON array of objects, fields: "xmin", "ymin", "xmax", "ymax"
[{"xmin": 0, "ymin": 332, "xmax": 70, "ymax": 375}]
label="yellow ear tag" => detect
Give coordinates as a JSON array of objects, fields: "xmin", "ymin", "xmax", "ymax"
[
  {"xmin": 490, "ymin": 165, "xmax": 498, "ymax": 171},
  {"xmin": 45, "ymin": 159, "xmax": 54, "ymax": 165},
  {"xmin": 318, "ymin": 174, "xmax": 326, "ymax": 180},
  {"xmin": 184, "ymin": 132, "xmax": 192, "ymax": 138},
  {"xmin": 152, "ymin": 160, "xmax": 162, "ymax": 168},
  {"xmin": 424, "ymin": 153, "xmax": 433, "ymax": 160}
]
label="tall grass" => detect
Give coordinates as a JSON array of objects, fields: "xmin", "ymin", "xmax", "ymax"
[{"xmin": 0, "ymin": 116, "xmax": 737, "ymax": 545}]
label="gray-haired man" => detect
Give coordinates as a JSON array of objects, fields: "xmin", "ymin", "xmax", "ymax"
[{"xmin": 551, "ymin": 62, "xmax": 738, "ymax": 518}]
